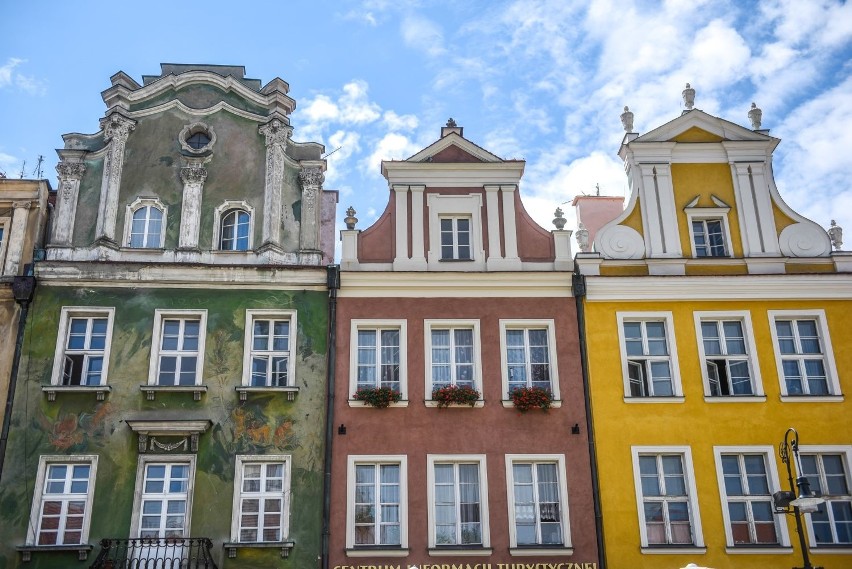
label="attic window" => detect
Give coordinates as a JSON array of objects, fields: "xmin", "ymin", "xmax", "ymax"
[
  {"xmin": 684, "ymin": 197, "xmax": 733, "ymax": 259},
  {"xmin": 179, "ymin": 122, "xmax": 216, "ymax": 154}
]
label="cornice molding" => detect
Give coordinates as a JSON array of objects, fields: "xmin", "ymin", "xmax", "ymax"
[
  {"xmin": 381, "ymin": 161, "xmax": 525, "ymax": 187},
  {"xmin": 339, "ymin": 271, "xmax": 573, "ymax": 298}
]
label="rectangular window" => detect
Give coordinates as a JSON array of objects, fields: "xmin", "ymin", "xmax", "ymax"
[
  {"xmin": 619, "ymin": 314, "xmax": 681, "ymax": 398},
  {"xmin": 800, "ymin": 449, "xmax": 852, "ymax": 546},
  {"xmin": 26, "ymin": 456, "xmax": 98, "ymax": 547},
  {"xmin": 231, "ymin": 455, "xmax": 291, "ymax": 543},
  {"xmin": 501, "ymin": 320, "xmax": 559, "ymax": 400},
  {"xmin": 149, "ymin": 310, "xmax": 207, "ymax": 387},
  {"xmin": 692, "ymin": 218, "xmax": 727, "ymax": 257},
  {"xmin": 695, "ymin": 312, "xmax": 762, "ymax": 398},
  {"xmin": 506, "ymin": 455, "xmax": 571, "ymax": 550},
  {"xmin": 774, "ymin": 318, "xmax": 828, "ymax": 395},
  {"xmin": 632, "ymin": 447, "xmax": 702, "ymax": 548},
  {"xmin": 346, "ymin": 456, "xmax": 408, "ymax": 552},
  {"xmin": 440, "ymin": 217, "xmax": 472, "ymax": 260},
  {"xmin": 715, "ymin": 450, "xmax": 781, "ymax": 547},
  {"xmin": 349, "ymin": 320, "xmax": 408, "ymax": 404},
  {"xmin": 425, "ymin": 320, "xmax": 482, "ymax": 401},
  {"xmin": 51, "ymin": 308, "xmax": 115, "ymax": 387},
  {"xmin": 139, "ymin": 462, "xmax": 191, "ymax": 538},
  {"xmin": 427, "ymin": 455, "xmax": 490, "ymax": 549},
  {"xmin": 243, "ymin": 311, "xmax": 296, "ymax": 387}
]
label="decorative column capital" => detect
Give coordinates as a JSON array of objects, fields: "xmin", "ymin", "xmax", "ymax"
[
  {"xmin": 180, "ymin": 162, "xmax": 208, "ymax": 185},
  {"xmin": 259, "ymin": 119, "xmax": 291, "ymax": 147},
  {"xmin": 299, "ymin": 167, "xmax": 325, "ymax": 188},
  {"xmin": 11, "ymin": 200, "xmax": 33, "ymax": 210},
  {"xmin": 56, "ymin": 161, "xmax": 86, "ymax": 181},
  {"xmin": 100, "ymin": 113, "xmax": 136, "ymax": 143}
]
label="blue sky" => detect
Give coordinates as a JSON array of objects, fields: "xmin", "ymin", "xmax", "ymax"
[{"xmin": 1, "ymin": 0, "xmax": 851, "ymax": 249}]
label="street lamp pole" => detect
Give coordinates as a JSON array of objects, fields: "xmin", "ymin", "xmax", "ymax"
[{"xmin": 779, "ymin": 427, "xmax": 822, "ymax": 569}]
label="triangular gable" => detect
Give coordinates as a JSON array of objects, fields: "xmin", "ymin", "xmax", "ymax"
[
  {"xmin": 406, "ymin": 132, "xmax": 503, "ymax": 163},
  {"xmin": 634, "ymin": 109, "xmax": 776, "ymax": 144}
]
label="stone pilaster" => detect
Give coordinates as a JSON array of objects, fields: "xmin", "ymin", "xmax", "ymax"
[
  {"xmin": 177, "ymin": 159, "xmax": 208, "ymax": 250},
  {"xmin": 259, "ymin": 119, "xmax": 291, "ymax": 250},
  {"xmin": 3, "ymin": 200, "xmax": 33, "ymax": 275},
  {"xmin": 52, "ymin": 161, "xmax": 86, "ymax": 246},
  {"xmin": 95, "ymin": 113, "xmax": 136, "ymax": 244},
  {"xmin": 298, "ymin": 166, "xmax": 324, "ymax": 258}
]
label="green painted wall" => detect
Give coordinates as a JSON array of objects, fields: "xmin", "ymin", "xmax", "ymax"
[{"xmin": 0, "ymin": 284, "xmax": 329, "ymax": 568}]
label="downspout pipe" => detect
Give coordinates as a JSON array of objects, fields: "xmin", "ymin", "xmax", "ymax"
[
  {"xmin": 320, "ymin": 264, "xmax": 340, "ymax": 569},
  {"xmin": 573, "ymin": 270, "xmax": 607, "ymax": 569},
  {"xmin": 0, "ymin": 268, "xmax": 36, "ymax": 483}
]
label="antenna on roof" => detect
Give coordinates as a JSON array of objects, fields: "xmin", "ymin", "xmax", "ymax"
[
  {"xmin": 322, "ymin": 146, "xmax": 342, "ymax": 159},
  {"xmin": 33, "ymin": 155, "xmax": 44, "ymax": 178},
  {"xmin": 18, "ymin": 160, "xmax": 26, "ymax": 179}
]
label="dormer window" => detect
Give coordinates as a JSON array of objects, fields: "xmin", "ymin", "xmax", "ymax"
[
  {"xmin": 213, "ymin": 201, "xmax": 254, "ymax": 252},
  {"xmin": 440, "ymin": 217, "xmax": 472, "ymax": 260},
  {"xmin": 692, "ymin": 219, "xmax": 726, "ymax": 257},
  {"xmin": 124, "ymin": 198, "xmax": 167, "ymax": 249}
]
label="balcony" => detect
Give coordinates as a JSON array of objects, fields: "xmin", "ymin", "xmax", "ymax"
[{"xmin": 89, "ymin": 538, "xmax": 218, "ymax": 568}]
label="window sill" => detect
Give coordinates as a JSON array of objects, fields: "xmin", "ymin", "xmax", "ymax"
[
  {"xmin": 725, "ymin": 546, "xmax": 793, "ymax": 554},
  {"xmin": 703, "ymin": 395, "xmax": 766, "ymax": 403},
  {"xmin": 348, "ymin": 399, "xmax": 409, "ymax": 408},
  {"xmin": 438, "ymin": 258, "xmax": 475, "ymax": 262},
  {"xmin": 428, "ymin": 546, "xmax": 493, "ymax": 557},
  {"xmin": 17, "ymin": 544, "xmax": 93, "ymax": 562},
  {"xmin": 140, "ymin": 385, "xmax": 208, "ymax": 401},
  {"xmin": 42, "ymin": 385, "xmax": 111, "ymax": 402},
  {"xmin": 780, "ymin": 395, "xmax": 844, "ymax": 403},
  {"xmin": 623, "ymin": 396, "xmax": 685, "ymax": 404},
  {"xmin": 509, "ymin": 546, "xmax": 573, "ymax": 556},
  {"xmin": 235, "ymin": 386, "xmax": 299, "ymax": 401},
  {"xmin": 346, "ymin": 547, "xmax": 410, "ymax": 558},
  {"xmin": 223, "ymin": 541, "xmax": 294, "ymax": 559},
  {"xmin": 640, "ymin": 546, "xmax": 706, "ymax": 555},
  {"xmin": 501, "ymin": 399, "xmax": 563, "ymax": 409},
  {"xmin": 808, "ymin": 546, "xmax": 852, "ymax": 554},
  {"xmin": 425, "ymin": 400, "xmax": 485, "ymax": 408}
]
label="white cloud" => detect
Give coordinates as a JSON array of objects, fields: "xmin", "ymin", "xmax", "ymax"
[
  {"xmin": 324, "ymin": 130, "xmax": 361, "ymax": 185},
  {"xmin": 0, "ymin": 57, "xmax": 45, "ymax": 95},
  {"xmin": 401, "ymin": 15, "xmax": 446, "ymax": 57},
  {"xmin": 361, "ymin": 132, "xmax": 421, "ymax": 177},
  {"xmin": 0, "ymin": 151, "xmax": 20, "ymax": 176},
  {"xmin": 0, "ymin": 58, "xmax": 24, "ymax": 88},
  {"xmin": 302, "ymin": 95, "xmax": 339, "ymax": 123},
  {"xmin": 339, "ymin": 81, "xmax": 382, "ymax": 124},
  {"xmin": 383, "ymin": 110, "xmax": 419, "ymax": 131}
]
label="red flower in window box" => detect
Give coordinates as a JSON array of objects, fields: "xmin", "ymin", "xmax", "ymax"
[
  {"xmin": 511, "ymin": 386, "xmax": 552, "ymax": 412},
  {"xmin": 431, "ymin": 385, "xmax": 481, "ymax": 408},
  {"xmin": 353, "ymin": 387, "xmax": 402, "ymax": 408}
]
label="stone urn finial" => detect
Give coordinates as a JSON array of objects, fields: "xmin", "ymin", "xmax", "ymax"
[
  {"xmin": 553, "ymin": 207, "xmax": 567, "ymax": 230},
  {"xmin": 344, "ymin": 206, "xmax": 358, "ymax": 230},
  {"xmin": 620, "ymin": 106, "xmax": 634, "ymax": 132},
  {"xmin": 682, "ymin": 83, "xmax": 695, "ymax": 110},
  {"xmin": 748, "ymin": 102, "xmax": 763, "ymax": 130},
  {"xmin": 828, "ymin": 220, "xmax": 843, "ymax": 251},
  {"xmin": 446, "ymin": 118, "xmax": 457, "ymax": 127},
  {"xmin": 575, "ymin": 223, "xmax": 590, "ymax": 252}
]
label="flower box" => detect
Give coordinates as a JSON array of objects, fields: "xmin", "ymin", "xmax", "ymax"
[
  {"xmin": 431, "ymin": 384, "xmax": 481, "ymax": 408},
  {"xmin": 510, "ymin": 386, "xmax": 552, "ymax": 412},
  {"xmin": 352, "ymin": 386, "xmax": 402, "ymax": 408}
]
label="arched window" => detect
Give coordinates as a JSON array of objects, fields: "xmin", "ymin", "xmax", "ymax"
[
  {"xmin": 129, "ymin": 205, "xmax": 164, "ymax": 248},
  {"xmin": 219, "ymin": 209, "xmax": 251, "ymax": 251}
]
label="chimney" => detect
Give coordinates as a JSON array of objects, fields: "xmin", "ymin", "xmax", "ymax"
[
  {"xmin": 572, "ymin": 194, "xmax": 625, "ymax": 251},
  {"xmin": 441, "ymin": 118, "xmax": 463, "ymax": 138}
]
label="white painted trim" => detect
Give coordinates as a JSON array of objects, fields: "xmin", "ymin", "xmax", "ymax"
[
  {"xmin": 241, "ymin": 310, "xmax": 297, "ymax": 387},
  {"xmin": 348, "ymin": 319, "xmax": 408, "ymax": 403},
  {"xmin": 345, "ymin": 455, "xmax": 408, "ymax": 551},
  {"xmin": 26, "ymin": 455, "xmax": 99, "ymax": 546},
  {"xmin": 123, "ymin": 197, "xmax": 167, "ymax": 249},
  {"xmin": 693, "ymin": 311, "xmax": 764, "ymax": 397},
  {"xmin": 426, "ymin": 454, "xmax": 490, "ymax": 549},
  {"xmin": 405, "ymin": 132, "xmax": 502, "ymax": 163},
  {"xmin": 767, "ymin": 309, "xmax": 841, "ymax": 397},
  {"xmin": 712, "ymin": 446, "xmax": 791, "ymax": 548},
  {"xmin": 504, "ymin": 454, "xmax": 572, "ymax": 549},
  {"xmin": 631, "ymin": 446, "xmax": 704, "ymax": 548},
  {"xmin": 339, "ymin": 271, "xmax": 573, "ymax": 297},
  {"xmin": 796, "ymin": 445, "xmax": 852, "ymax": 549},
  {"xmin": 423, "ymin": 320, "xmax": 483, "ymax": 402},
  {"xmin": 147, "ymin": 309, "xmax": 208, "ymax": 386},
  {"xmin": 426, "ymin": 193, "xmax": 485, "ymax": 270},
  {"xmin": 616, "ymin": 312, "xmax": 683, "ymax": 398},
  {"xmin": 129, "ymin": 454, "xmax": 197, "ymax": 538},
  {"xmin": 498, "ymin": 319, "xmax": 560, "ymax": 401},
  {"xmin": 410, "ymin": 185, "xmax": 426, "ymax": 266},
  {"xmin": 382, "ymin": 162, "xmax": 525, "ymax": 188},
  {"xmin": 685, "ymin": 207, "xmax": 733, "ymax": 259},
  {"xmin": 230, "ymin": 454, "xmax": 292, "ymax": 543},
  {"xmin": 50, "ymin": 307, "xmax": 116, "ymax": 387},
  {"xmin": 213, "ymin": 200, "xmax": 255, "ymax": 251}
]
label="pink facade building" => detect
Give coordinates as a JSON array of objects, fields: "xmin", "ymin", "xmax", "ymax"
[{"xmin": 327, "ymin": 122, "xmax": 600, "ymax": 568}]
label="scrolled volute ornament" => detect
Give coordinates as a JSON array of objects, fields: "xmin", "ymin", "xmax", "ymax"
[
  {"xmin": 56, "ymin": 161, "xmax": 86, "ymax": 181},
  {"xmin": 180, "ymin": 163, "xmax": 208, "ymax": 185},
  {"xmin": 259, "ymin": 119, "xmax": 290, "ymax": 147},
  {"xmin": 100, "ymin": 113, "xmax": 136, "ymax": 143},
  {"xmin": 299, "ymin": 167, "xmax": 325, "ymax": 188}
]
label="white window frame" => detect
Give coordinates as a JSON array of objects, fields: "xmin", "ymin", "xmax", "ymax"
[
  {"xmin": 631, "ymin": 446, "xmax": 704, "ymax": 552},
  {"xmin": 345, "ymin": 455, "xmax": 409, "ymax": 556},
  {"xmin": 241, "ymin": 310, "xmax": 297, "ymax": 388},
  {"xmin": 694, "ymin": 311, "xmax": 764, "ymax": 401},
  {"xmin": 439, "ymin": 216, "xmax": 473, "ymax": 261},
  {"xmin": 426, "ymin": 193, "xmax": 485, "ymax": 270},
  {"xmin": 25, "ymin": 455, "xmax": 99, "ymax": 547},
  {"xmin": 499, "ymin": 319, "xmax": 561, "ymax": 405},
  {"xmin": 426, "ymin": 454, "xmax": 491, "ymax": 553},
  {"xmin": 129, "ymin": 454, "xmax": 197, "ymax": 539},
  {"xmin": 713, "ymin": 446, "xmax": 791, "ymax": 552},
  {"xmin": 504, "ymin": 454, "xmax": 573, "ymax": 555},
  {"xmin": 230, "ymin": 455, "xmax": 291, "ymax": 544},
  {"xmin": 617, "ymin": 312, "xmax": 683, "ymax": 401},
  {"xmin": 349, "ymin": 319, "xmax": 408, "ymax": 407},
  {"xmin": 424, "ymin": 319, "xmax": 483, "ymax": 407},
  {"xmin": 124, "ymin": 197, "xmax": 167, "ymax": 249},
  {"xmin": 685, "ymin": 206, "xmax": 733, "ymax": 258},
  {"xmin": 798, "ymin": 445, "xmax": 852, "ymax": 550},
  {"xmin": 49, "ymin": 307, "xmax": 115, "ymax": 387},
  {"xmin": 147, "ymin": 310, "xmax": 207, "ymax": 386},
  {"xmin": 213, "ymin": 200, "xmax": 254, "ymax": 251},
  {"xmin": 768, "ymin": 310, "xmax": 841, "ymax": 400}
]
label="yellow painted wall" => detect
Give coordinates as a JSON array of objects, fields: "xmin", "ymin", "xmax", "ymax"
[
  {"xmin": 620, "ymin": 195, "xmax": 645, "ymax": 236},
  {"xmin": 585, "ymin": 296, "xmax": 852, "ymax": 569}
]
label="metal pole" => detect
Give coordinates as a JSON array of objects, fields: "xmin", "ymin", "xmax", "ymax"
[{"xmin": 782, "ymin": 427, "xmax": 814, "ymax": 569}]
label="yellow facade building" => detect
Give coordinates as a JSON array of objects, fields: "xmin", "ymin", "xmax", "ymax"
[{"xmin": 575, "ymin": 96, "xmax": 852, "ymax": 568}]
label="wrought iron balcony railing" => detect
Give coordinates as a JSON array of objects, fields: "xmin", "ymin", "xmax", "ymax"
[{"xmin": 89, "ymin": 537, "xmax": 218, "ymax": 569}]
